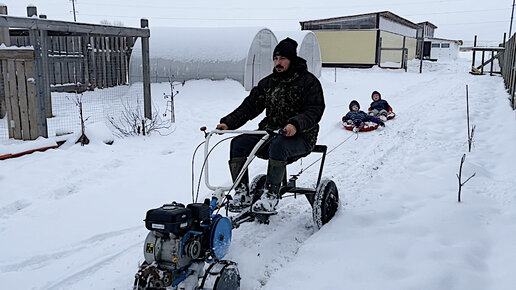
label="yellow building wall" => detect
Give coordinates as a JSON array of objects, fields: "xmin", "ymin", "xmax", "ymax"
[
  {"xmin": 314, "ymin": 30, "xmax": 377, "ymax": 64},
  {"xmin": 379, "ymin": 31, "xmax": 417, "ymax": 63}
]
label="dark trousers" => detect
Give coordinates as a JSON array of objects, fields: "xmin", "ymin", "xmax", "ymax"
[{"xmin": 230, "ymin": 133, "xmax": 312, "ymax": 162}]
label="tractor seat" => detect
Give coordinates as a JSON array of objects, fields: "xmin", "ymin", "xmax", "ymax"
[{"xmin": 257, "ymin": 144, "xmax": 327, "ymax": 164}]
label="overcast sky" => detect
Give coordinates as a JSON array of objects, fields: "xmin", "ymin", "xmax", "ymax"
[{"xmin": 2, "ymin": 0, "xmax": 513, "ymax": 44}]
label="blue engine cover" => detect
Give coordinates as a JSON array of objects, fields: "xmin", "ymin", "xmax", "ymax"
[{"xmin": 210, "ymin": 215, "xmax": 232, "ymax": 259}]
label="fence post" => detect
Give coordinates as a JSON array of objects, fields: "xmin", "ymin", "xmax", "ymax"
[
  {"xmin": 141, "ymin": 18, "xmax": 152, "ymax": 119},
  {"xmin": 472, "ymin": 35, "xmax": 477, "ymax": 69},
  {"xmin": 27, "ymin": 6, "xmax": 49, "ymax": 137},
  {"xmin": 0, "ymin": 4, "xmax": 9, "ymax": 119}
]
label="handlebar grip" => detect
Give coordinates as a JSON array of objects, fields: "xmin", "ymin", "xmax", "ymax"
[{"xmin": 265, "ymin": 128, "xmax": 286, "ymax": 136}]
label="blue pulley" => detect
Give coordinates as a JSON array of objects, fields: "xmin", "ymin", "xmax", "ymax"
[{"xmin": 210, "ymin": 216, "xmax": 232, "ymax": 259}]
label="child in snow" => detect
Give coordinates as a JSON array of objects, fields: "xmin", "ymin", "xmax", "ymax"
[
  {"xmin": 368, "ymin": 91, "xmax": 393, "ymax": 120},
  {"xmin": 342, "ymin": 100, "xmax": 384, "ymax": 131}
]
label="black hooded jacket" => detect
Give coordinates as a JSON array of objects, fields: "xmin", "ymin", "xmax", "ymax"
[{"xmin": 220, "ymin": 57, "xmax": 325, "ymax": 148}]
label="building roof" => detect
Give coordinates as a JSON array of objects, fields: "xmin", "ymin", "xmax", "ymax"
[
  {"xmin": 428, "ymin": 37, "xmax": 463, "ymax": 45},
  {"xmin": 418, "ymin": 21, "xmax": 438, "ymax": 29},
  {"xmin": 300, "ymin": 11, "xmax": 420, "ymax": 30}
]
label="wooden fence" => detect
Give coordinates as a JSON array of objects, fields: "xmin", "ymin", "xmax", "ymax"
[
  {"xmin": 0, "ymin": 5, "xmax": 151, "ymax": 141},
  {"xmin": 10, "ymin": 31, "xmax": 135, "ymax": 93},
  {"xmin": 497, "ymin": 33, "xmax": 516, "ymax": 109}
]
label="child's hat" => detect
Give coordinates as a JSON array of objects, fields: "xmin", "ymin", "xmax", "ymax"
[
  {"xmin": 349, "ymin": 100, "xmax": 360, "ymax": 110},
  {"xmin": 371, "ymin": 91, "xmax": 381, "ymax": 100}
]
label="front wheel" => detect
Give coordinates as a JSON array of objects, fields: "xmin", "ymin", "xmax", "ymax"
[{"xmin": 312, "ymin": 179, "xmax": 339, "ymax": 229}]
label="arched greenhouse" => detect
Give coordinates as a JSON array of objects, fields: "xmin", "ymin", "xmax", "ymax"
[
  {"xmin": 130, "ymin": 27, "xmax": 278, "ymax": 90},
  {"xmin": 275, "ymin": 31, "xmax": 322, "ymax": 78}
]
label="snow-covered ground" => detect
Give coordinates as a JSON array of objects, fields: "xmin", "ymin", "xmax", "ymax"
[{"xmin": 1, "ymin": 57, "xmax": 516, "ymax": 290}]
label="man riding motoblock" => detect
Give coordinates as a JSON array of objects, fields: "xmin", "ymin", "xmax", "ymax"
[{"xmin": 216, "ymin": 37, "xmax": 325, "ymax": 214}]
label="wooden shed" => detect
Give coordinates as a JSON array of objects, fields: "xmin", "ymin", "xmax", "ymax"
[{"xmin": 300, "ymin": 11, "xmax": 420, "ymax": 68}]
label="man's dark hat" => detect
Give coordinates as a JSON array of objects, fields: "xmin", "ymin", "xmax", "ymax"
[
  {"xmin": 371, "ymin": 91, "xmax": 381, "ymax": 100},
  {"xmin": 273, "ymin": 38, "xmax": 298, "ymax": 61},
  {"xmin": 349, "ymin": 100, "xmax": 360, "ymax": 110}
]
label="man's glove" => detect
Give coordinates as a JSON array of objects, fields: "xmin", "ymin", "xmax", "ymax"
[{"xmin": 379, "ymin": 121, "xmax": 385, "ymax": 127}]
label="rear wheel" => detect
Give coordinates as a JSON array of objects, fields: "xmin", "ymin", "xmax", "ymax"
[{"xmin": 312, "ymin": 179, "xmax": 339, "ymax": 229}]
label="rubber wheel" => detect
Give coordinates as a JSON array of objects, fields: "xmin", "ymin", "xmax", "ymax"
[
  {"xmin": 312, "ymin": 179, "xmax": 339, "ymax": 229},
  {"xmin": 249, "ymin": 174, "xmax": 266, "ymax": 203},
  {"xmin": 200, "ymin": 261, "xmax": 241, "ymax": 290}
]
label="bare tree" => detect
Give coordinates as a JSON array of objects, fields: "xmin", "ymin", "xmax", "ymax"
[
  {"xmin": 466, "ymin": 85, "xmax": 476, "ymax": 152},
  {"xmin": 457, "ymin": 154, "xmax": 476, "ymax": 202},
  {"xmin": 163, "ymin": 79, "xmax": 183, "ymax": 123},
  {"xmin": 68, "ymin": 92, "xmax": 89, "ymax": 146},
  {"xmin": 109, "ymin": 100, "xmax": 172, "ymax": 137}
]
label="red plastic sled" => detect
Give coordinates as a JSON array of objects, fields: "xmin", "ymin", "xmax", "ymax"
[{"xmin": 342, "ymin": 121, "xmax": 379, "ymax": 132}]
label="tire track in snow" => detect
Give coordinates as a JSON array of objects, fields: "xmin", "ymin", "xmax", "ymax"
[
  {"xmin": 0, "ymin": 226, "xmax": 141, "ymax": 272},
  {"xmin": 43, "ymin": 241, "xmax": 142, "ymax": 290}
]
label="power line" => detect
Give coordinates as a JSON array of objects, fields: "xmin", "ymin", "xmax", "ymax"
[
  {"xmin": 70, "ymin": 0, "xmax": 474, "ymax": 11},
  {"xmin": 53, "ymin": 12, "xmax": 513, "ymax": 26}
]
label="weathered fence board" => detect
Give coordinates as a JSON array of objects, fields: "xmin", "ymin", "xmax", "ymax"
[
  {"xmin": 498, "ymin": 33, "xmax": 516, "ymax": 109},
  {"xmin": 5, "ymin": 59, "xmax": 22, "ymax": 139}
]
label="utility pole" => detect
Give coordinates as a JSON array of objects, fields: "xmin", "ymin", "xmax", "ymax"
[
  {"xmin": 510, "ymin": 0, "xmax": 515, "ymax": 36},
  {"xmin": 71, "ymin": 0, "xmax": 77, "ymax": 22},
  {"xmin": 419, "ymin": 23, "xmax": 425, "ymax": 74}
]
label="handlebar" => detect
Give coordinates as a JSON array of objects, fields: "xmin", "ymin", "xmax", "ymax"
[{"xmin": 200, "ymin": 126, "xmax": 285, "ymax": 138}]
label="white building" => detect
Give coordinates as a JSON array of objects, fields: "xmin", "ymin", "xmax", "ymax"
[{"xmin": 417, "ymin": 22, "xmax": 462, "ymax": 60}]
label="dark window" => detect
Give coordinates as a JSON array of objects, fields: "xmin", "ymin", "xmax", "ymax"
[
  {"xmin": 431, "ymin": 43, "xmax": 440, "ymax": 48},
  {"xmin": 441, "ymin": 43, "xmax": 450, "ymax": 48},
  {"xmin": 305, "ymin": 16, "xmax": 376, "ymax": 30}
]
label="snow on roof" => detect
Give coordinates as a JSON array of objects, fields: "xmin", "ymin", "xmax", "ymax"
[{"xmin": 133, "ymin": 26, "xmax": 273, "ymax": 62}]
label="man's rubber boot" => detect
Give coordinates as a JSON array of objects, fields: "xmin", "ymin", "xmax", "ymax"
[
  {"xmin": 252, "ymin": 159, "xmax": 286, "ymax": 214},
  {"xmin": 228, "ymin": 157, "xmax": 251, "ymax": 212}
]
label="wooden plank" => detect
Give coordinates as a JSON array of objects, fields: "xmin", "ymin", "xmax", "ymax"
[
  {"xmin": 95, "ymin": 36, "xmax": 102, "ymax": 88},
  {"xmin": 48, "ymin": 37, "xmax": 56, "ymax": 84},
  {"xmin": 0, "ymin": 5, "xmax": 8, "ymax": 118},
  {"xmin": 481, "ymin": 51, "xmax": 485, "ymax": 74},
  {"xmin": 15, "ymin": 60, "xmax": 31, "ymax": 140},
  {"xmin": 24, "ymin": 60, "xmax": 39, "ymax": 139},
  {"xmin": 0, "ymin": 61, "xmax": 4, "ymax": 118},
  {"xmin": 67, "ymin": 36, "xmax": 75, "ymax": 83},
  {"xmin": 59, "ymin": 36, "xmax": 69, "ymax": 84},
  {"xmin": 40, "ymin": 29, "xmax": 52, "ymax": 118},
  {"xmin": 81, "ymin": 35, "xmax": 90, "ymax": 88},
  {"xmin": 29, "ymin": 28, "xmax": 48, "ymax": 138},
  {"xmin": 114, "ymin": 37, "xmax": 120, "ymax": 85},
  {"xmin": 89, "ymin": 36, "xmax": 97, "ymax": 89},
  {"xmin": 101, "ymin": 36, "xmax": 107, "ymax": 88},
  {"xmin": 470, "ymin": 67, "xmax": 482, "ymax": 75},
  {"xmin": 0, "ymin": 49, "xmax": 35, "ymax": 60},
  {"xmin": 120, "ymin": 37, "xmax": 127, "ymax": 84},
  {"xmin": 105, "ymin": 37, "xmax": 112, "ymax": 87},
  {"xmin": 0, "ymin": 15, "xmax": 150, "ymax": 37},
  {"xmin": 1, "ymin": 60, "xmax": 14, "ymax": 136},
  {"xmin": 141, "ymin": 21, "xmax": 152, "ymax": 119},
  {"xmin": 6, "ymin": 59, "xmax": 22, "ymax": 139},
  {"xmin": 472, "ymin": 35, "xmax": 477, "ymax": 68}
]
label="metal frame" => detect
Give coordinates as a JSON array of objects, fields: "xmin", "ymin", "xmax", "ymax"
[{"xmin": 202, "ymin": 129, "xmax": 329, "ymax": 226}]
